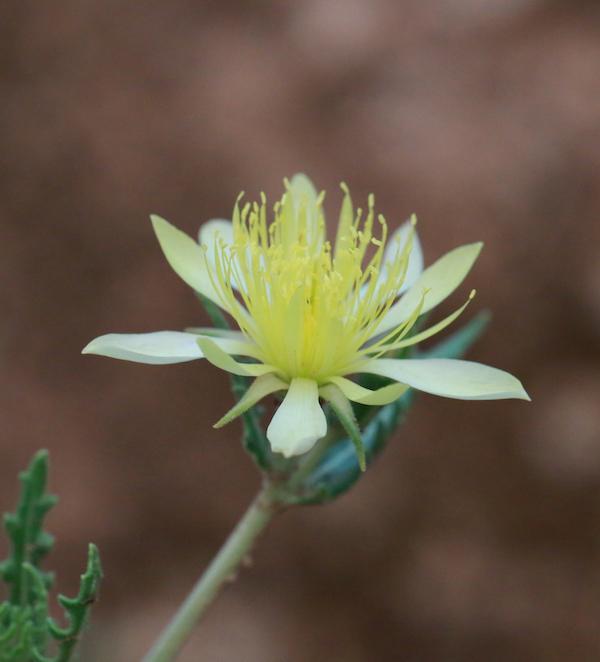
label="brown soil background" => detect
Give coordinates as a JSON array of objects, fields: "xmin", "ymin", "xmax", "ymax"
[{"xmin": 1, "ymin": 2, "xmax": 600, "ymax": 660}]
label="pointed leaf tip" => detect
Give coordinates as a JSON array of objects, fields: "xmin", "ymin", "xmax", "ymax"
[{"xmin": 320, "ymin": 384, "xmax": 366, "ymax": 472}]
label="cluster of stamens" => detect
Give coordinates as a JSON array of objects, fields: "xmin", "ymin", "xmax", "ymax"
[{"xmin": 207, "ymin": 186, "xmax": 418, "ymax": 382}]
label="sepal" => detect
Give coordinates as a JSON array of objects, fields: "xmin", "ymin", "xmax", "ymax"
[
  {"xmin": 197, "ymin": 294, "xmax": 284, "ymax": 471},
  {"xmin": 319, "ymin": 384, "xmax": 366, "ymax": 472}
]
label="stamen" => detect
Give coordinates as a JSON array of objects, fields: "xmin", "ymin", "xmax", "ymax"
[{"xmin": 208, "ymin": 182, "xmax": 431, "ymax": 382}]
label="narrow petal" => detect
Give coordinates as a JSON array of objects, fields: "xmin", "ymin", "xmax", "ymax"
[
  {"xmin": 357, "ymin": 358, "xmax": 531, "ymax": 401},
  {"xmin": 328, "ymin": 376, "xmax": 408, "ymax": 405},
  {"xmin": 284, "ymin": 173, "xmax": 324, "ymax": 248},
  {"xmin": 197, "ymin": 337, "xmax": 275, "ymax": 377},
  {"xmin": 184, "ymin": 327, "xmax": 247, "ymax": 342},
  {"xmin": 267, "ymin": 378, "xmax": 327, "ymax": 457},
  {"xmin": 82, "ymin": 331, "xmax": 202, "ymax": 364},
  {"xmin": 198, "ymin": 218, "xmax": 240, "ymax": 291},
  {"xmin": 214, "ymin": 374, "xmax": 288, "ymax": 428},
  {"xmin": 374, "ymin": 242, "xmax": 483, "ymax": 337},
  {"xmin": 383, "ymin": 219, "xmax": 424, "ymax": 294},
  {"xmin": 289, "ymin": 173, "xmax": 318, "ymax": 212},
  {"xmin": 334, "ymin": 183, "xmax": 354, "ymax": 260},
  {"xmin": 319, "ymin": 383, "xmax": 366, "ymax": 471},
  {"xmin": 151, "ymin": 215, "xmax": 224, "ymax": 307},
  {"xmin": 82, "ymin": 332, "xmax": 257, "ymax": 365}
]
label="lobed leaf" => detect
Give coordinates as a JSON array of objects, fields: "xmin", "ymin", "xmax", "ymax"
[
  {"xmin": 1, "ymin": 453, "xmax": 102, "ymax": 662},
  {"xmin": 1, "ymin": 450, "xmax": 57, "ymax": 608}
]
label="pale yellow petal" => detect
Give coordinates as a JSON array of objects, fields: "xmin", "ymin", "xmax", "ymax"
[
  {"xmin": 151, "ymin": 215, "xmax": 224, "ymax": 307},
  {"xmin": 214, "ymin": 374, "xmax": 288, "ymax": 428},
  {"xmin": 357, "ymin": 358, "xmax": 530, "ymax": 401},
  {"xmin": 267, "ymin": 378, "xmax": 327, "ymax": 457},
  {"xmin": 197, "ymin": 337, "xmax": 275, "ymax": 377},
  {"xmin": 374, "ymin": 242, "xmax": 483, "ymax": 337},
  {"xmin": 82, "ymin": 331, "xmax": 254, "ymax": 365},
  {"xmin": 327, "ymin": 376, "xmax": 408, "ymax": 405}
]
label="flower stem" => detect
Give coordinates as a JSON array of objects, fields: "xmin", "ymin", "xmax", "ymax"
[{"xmin": 143, "ymin": 482, "xmax": 280, "ymax": 662}]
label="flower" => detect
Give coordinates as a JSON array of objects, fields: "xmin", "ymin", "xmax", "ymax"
[{"xmin": 83, "ymin": 174, "xmax": 529, "ymax": 459}]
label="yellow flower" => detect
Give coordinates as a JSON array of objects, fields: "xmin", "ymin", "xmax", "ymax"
[{"xmin": 83, "ymin": 174, "xmax": 529, "ymax": 458}]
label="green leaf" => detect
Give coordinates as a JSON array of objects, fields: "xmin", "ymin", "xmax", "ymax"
[
  {"xmin": 1, "ymin": 450, "xmax": 57, "ymax": 608},
  {"xmin": 46, "ymin": 544, "xmax": 103, "ymax": 662},
  {"xmin": 22, "ymin": 565, "xmax": 49, "ymax": 653},
  {"xmin": 279, "ymin": 311, "xmax": 491, "ymax": 505},
  {"xmin": 1, "ymin": 453, "xmax": 102, "ymax": 662}
]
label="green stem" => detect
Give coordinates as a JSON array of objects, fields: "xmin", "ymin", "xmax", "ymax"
[{"xmin": 142, "ymin": 482, "xmax": 280, "ymax": 662}]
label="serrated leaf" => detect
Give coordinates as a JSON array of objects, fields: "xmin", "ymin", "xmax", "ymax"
[
  {"xmin": 22, "ymin": 565, "xmax": 49, "ymax": 651},
  {"xmin": 1, "ymin": 450, "xmax": 57, "ymax": 607},
  {"xmin": 45, "ymin": 543, "xmax": 102, "ymax": 662},
  {"xmin": 1, "ymin": 453, "xmax": 103, "ymax": 662}
]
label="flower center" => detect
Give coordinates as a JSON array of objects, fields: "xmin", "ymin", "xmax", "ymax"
[{"xmin": 208, "ymin": 185, "xmax": 414, "ymax": 382}]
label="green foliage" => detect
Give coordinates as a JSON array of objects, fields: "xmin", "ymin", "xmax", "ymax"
[
  {"xmin": 0, "ymin": 451, "xmax": 102, "ymax": 662},
  {"xmin": 1, "ymin": 451, "xmax": 57, "ymax": 607}
]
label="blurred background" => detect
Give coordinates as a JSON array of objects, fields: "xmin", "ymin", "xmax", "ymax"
[{"xmin": 1, "ymin": 1, "xmax": 600, "ymax": 660}]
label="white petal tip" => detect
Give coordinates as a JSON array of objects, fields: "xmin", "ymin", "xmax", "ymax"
[
  {"xmin": 518, "ymin": 387, "xmax": 532, "ymax": 402},
  {"xmin": 272, "ymin": 435, "xmax": 323, "ymax": 458},
  {"xmin": 150, "ymin": 214, "xmax": 174, "ymax": 237},
  {"xmin": 81, "ymin": 341, "xmax": 98, "ymax": 355},
  {"xmin": 266, "ymin": 378, "xmax": 327, "ymax": 457},
  {"xmin": 504, "ymin": 376, "xmax": 530, "ymax": 402}
]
